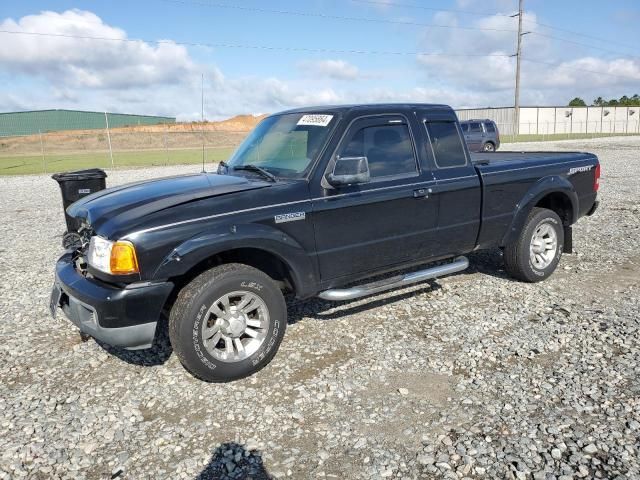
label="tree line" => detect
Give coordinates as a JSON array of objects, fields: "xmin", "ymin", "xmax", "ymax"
[{"xmin": 568, "ymin": 95, "xmax": 640, "ymax": 107}]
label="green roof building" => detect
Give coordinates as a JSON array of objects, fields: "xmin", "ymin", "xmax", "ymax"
[{"xmin": 0, "ymin": 109, "xmax": 175, "ymax": 136}]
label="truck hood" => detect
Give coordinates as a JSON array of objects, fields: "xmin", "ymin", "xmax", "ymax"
[{"xmin": 67, "ymin": 173, "xmax": 268, "ymax": 235}]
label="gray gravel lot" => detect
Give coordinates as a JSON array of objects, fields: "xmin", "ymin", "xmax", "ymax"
[{"xmin": 1, "ymin": 136, "xmax": 639, "ymax": 479}]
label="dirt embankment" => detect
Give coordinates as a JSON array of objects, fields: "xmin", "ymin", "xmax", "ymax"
[
  {"xmin": 111, "ymin": 114, "xmax": 268, "ymax": 134},
  {"xmin": 0, "ymin": 114, "xmax": 267, "ymax": 154}
]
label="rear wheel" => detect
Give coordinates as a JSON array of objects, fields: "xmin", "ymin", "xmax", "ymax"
[
  {"xmin": 169, "ymin": 263, "xmax": 287, "ymax": 382},
  {"xmin": 504, "ymin": 207, "xmax": 564, "ymax": 282},
  {"xmin": 483, "ymin": 142, "xmax": 496, "ymax": 152}
]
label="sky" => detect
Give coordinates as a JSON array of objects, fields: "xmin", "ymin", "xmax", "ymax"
[{"xmin": 0, "ymin": 0, "xmax": 639, "ymax": 120}]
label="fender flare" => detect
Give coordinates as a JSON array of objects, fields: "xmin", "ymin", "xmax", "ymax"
[
  {"xmin": 152, "ymin": 223, "xmax": 316, "ymax": 296},
  {"xmin": 501, "ymin": 175, "xmax": 578, "ymax": 247}
]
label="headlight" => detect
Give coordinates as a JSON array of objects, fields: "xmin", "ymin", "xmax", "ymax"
[
  {"xmin": 87, "ymin": 236, "xmax": 112, "ymax": 273},
  {"xmin": 87, "ymin": 237, "xmax": 139, "ymax": 275}
]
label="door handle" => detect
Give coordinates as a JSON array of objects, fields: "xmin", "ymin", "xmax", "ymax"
[{"xmin": 413, "ymin": 188, "xmax": 432, "ymax": 199}]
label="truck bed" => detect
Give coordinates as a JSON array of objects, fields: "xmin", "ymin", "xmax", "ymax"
[{"xmin": 469, "ymin": 150, "xmax": 599, "ymax": 251}]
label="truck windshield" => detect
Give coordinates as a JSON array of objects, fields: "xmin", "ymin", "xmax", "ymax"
[{"xmin": 226, "ymin": 113, "xmax": 336, "ymax": 179}]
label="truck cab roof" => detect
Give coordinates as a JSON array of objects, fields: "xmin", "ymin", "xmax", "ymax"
[{"xmin": 278, "ymin": 103, "xmax": 454, "ymax": 116}]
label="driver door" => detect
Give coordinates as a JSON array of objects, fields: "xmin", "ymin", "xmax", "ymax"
[{"xmin": 310, "ymin": 115, "xmax": 438, "ymax": 281}]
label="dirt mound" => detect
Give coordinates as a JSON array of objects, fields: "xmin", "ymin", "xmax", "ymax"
[
  {"xmin": 214, "ymin": 114, "xmax": 268, "ymax": 132},
  {"xmin": 0, "ymin": 114, "xmax": 267, "ymax": 154},
  {"xmin": 112, "ymin": 114, "xmax": 268, "ymax": 134}
]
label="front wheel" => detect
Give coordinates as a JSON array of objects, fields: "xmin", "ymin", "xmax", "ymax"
[
  {"xmin": 504, "ymin": 207, "xmax": 564, "ymax": 282},
  {"xmin": 169, "ymin": 263, "xmax": 287, "ymax": 382}
]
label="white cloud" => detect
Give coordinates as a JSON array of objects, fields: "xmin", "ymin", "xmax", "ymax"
[
  {"xmin": 417, "ymin": 10, "xmax": 549, "ymax": 91},
  {"xmin": 341, "ymin": 85, "xmax": 480, "ymax": 108},
  {"xmin": 203, "ymin": 76, "xmax": 342, "ymax": 118},
  {"xmin": 415, "ymin": 10, "xmax": 640, "ymax": 106},
  {"xmin": 532, "ymin": 57, "xmax": 640, "ymax": 89},
  {"xmin": 0, "ymin": 9, "xmax": 196, "ymax": 89},
  {"xmin": 455, "ymin": 0, "xmax": 516, "ymax": 12},
  {"xmin": 0, "ymin": 92, "xmax": 29, "ymax": 112},
  {"xmin": 0, "ymin": 9, "xmax": 351, "ymax": 119},
  {"xmin": 297, "ymin": 59, "xmax": 361, "ymax": 80},
  {"xmin": 356, "ymin": 0, "xmax": 397, "ymax": 11},
  {"xmin": 2, "ymin": 7, "xmax": 638, "ymax": 120}
]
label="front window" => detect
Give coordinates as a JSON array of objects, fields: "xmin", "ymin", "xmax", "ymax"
[
  {"xmin": 339, "ymin": 123, "xmax": 417, "ymax": 179},
  {"xmin": 226, "ymin": 113, "xmax": 337, "ymax": 178}
]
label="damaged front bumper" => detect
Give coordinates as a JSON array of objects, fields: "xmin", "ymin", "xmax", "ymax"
[{"xmin": 51, "ymin": 251, "xmax": 173, "ymax": 350}]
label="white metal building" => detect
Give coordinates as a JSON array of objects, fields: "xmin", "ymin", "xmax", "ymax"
[{"xmin": 455, "ymin": 106, "xmax": 640, "ymax": 136}]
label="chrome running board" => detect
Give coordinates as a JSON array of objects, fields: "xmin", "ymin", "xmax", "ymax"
[{"xmin": 318, "ymin": 256, "xmax": 469, "ymax": 301}]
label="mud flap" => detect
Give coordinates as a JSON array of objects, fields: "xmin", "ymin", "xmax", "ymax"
[{"xmin": 563, "ymin": 225, "xmax": 573, "ymax": 253}]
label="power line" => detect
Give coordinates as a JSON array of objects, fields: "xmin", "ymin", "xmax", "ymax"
[
  {"xmin": 353, "ymin": 0, "xmax": 638, "ymax": 51},
  {"xmin": 524, "ymin": 19, "xmax": 638, "ymax": 51},
  {"xmin": 351, "ymin": 0, "xmax": 638, "ymax": 54},
  {"xmin": 160, "ymin": 0, "xmax": 640, "ymax": 59},
  {"xmin": 2, "ymin": 29, "xmax": 638, "ymax": 81},
  {"xmin": 531, "ymin": 31, "xmax": 640, "ymax": 59},
  {"xmin": 0, "ymin": 29, "xmax": 513, "ymax": 57},
  {"xmin": 522, "ymin": 58, "xmax": 639, "ymax": 81},
  {"xmin": 350, "ymin": 0, "xmax": 511, "ymax": 18},
  {"xmin": 157, "ymin": 0, "xmax": 519, "ymax": 33}
]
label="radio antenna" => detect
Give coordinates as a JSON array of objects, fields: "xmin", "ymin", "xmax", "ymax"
[{"xmin": 201, "ymin": 73, "xmax": 205, "ymax": 173}]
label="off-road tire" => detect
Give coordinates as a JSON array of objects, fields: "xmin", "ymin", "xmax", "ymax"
[
  {"xmin": 504, "ymin": 207, "xmax": 564, "ymax": 282},
  {"xmin": 169, "ymin": 263, "xmax": 287, "ymax": 382}
]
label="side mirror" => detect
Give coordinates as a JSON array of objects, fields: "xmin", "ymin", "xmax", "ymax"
[{"xmin": 326, "ymin": 156, "xmax": 370, "ymax": 187}]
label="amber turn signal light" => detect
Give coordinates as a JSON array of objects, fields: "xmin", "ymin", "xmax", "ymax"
[{"xmin": 110, "ymin": 241, "xmax": 139, "ymax": 275}]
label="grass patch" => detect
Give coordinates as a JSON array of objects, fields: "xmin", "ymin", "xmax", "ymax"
[
  {"xmin": 0, "ymin": 147, "xmax": 234, "ymax": 175},
  {"xmin": 3, "ymin": 130, "xmax": 639, "ymax": 175}
]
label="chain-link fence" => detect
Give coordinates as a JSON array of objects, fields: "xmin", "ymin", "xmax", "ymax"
[
  {"xmin": 3, "ymin": 115, "xmax": 640, "ymax": 175},
  {"xmin": 0, "ymin": 128, "xmax": 248, "ymax": 175}
]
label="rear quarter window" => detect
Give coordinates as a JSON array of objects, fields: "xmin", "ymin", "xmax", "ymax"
[
  {"xmin": 484, "ymin": 122, "xmax": 496, "ymax": 133},
  {"xmin": 424, "ymin": 121, "xmax": 467, "ymax": 168}
]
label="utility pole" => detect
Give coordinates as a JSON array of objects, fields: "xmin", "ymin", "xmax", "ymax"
[{"xmin": 511, "ymin": 0, "xmax": 528, "ymax": 139}]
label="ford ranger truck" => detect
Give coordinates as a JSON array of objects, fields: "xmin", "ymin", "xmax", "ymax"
[{"xmin": 50, "ymin": 104, "xmax": 600, "ymax": 382}]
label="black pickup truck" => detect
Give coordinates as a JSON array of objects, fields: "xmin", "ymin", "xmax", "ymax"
[{"xmin": 51, "ymin": 104, "xmax": 600, "ymax": 382}]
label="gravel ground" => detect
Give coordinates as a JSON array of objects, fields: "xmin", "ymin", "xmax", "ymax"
[{"xmin": 1, "ymin": 136, "xmax": 639, "ymax": 479}]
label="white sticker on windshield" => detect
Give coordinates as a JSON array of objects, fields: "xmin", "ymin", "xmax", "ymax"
[{"xmin": 297, "ymin": 114, "xmax": 333, "ymax": 127}]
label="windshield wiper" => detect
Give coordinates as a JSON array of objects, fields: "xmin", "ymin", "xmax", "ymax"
[{"xmin": 233, "ymin": 164, "xmax": 277, "ymax": 182}]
